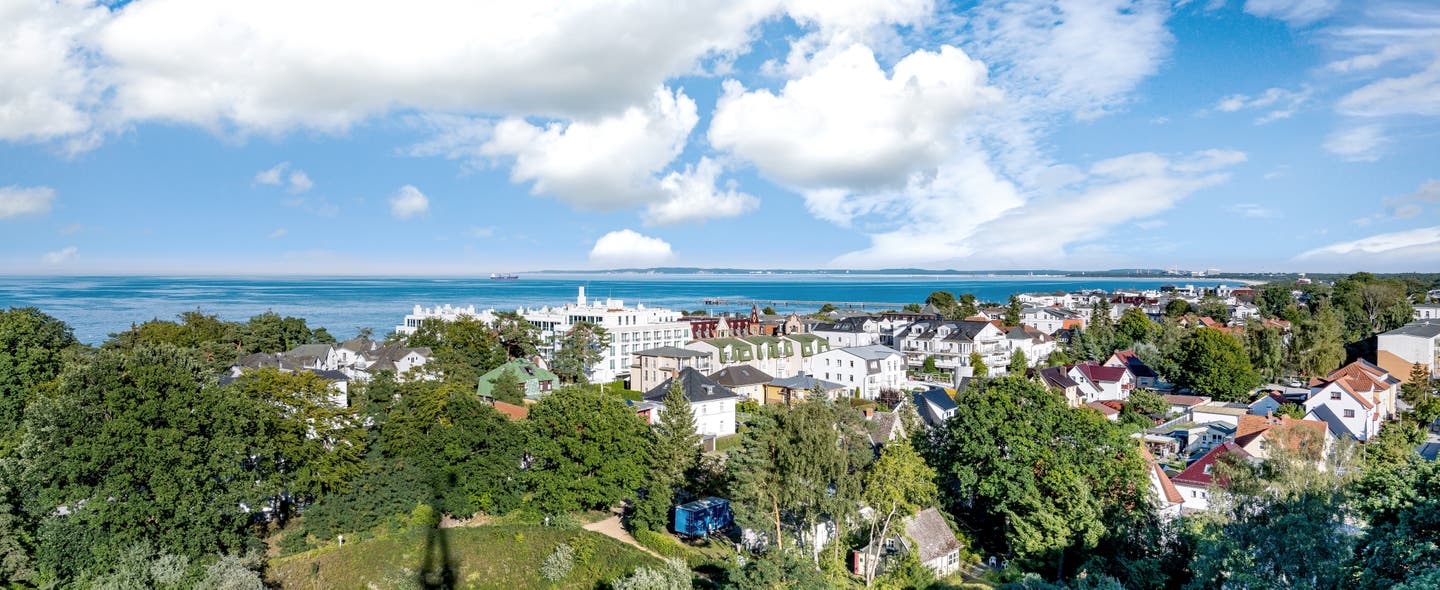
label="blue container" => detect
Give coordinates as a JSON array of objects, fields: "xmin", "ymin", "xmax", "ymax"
[{"xmin": 672, "ymin": 496, "xmax": 733, "ymax": 537}]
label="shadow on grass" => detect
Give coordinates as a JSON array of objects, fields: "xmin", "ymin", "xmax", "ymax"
[{"xmin": 419, "ymin": 476, "xmax": 456, "ymax": 589}]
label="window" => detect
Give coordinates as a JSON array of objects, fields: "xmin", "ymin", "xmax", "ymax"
[
  {"xmin": 1344, "ymin": 409, "xmax": 1355, "ymax": 418},
  {"xmin": 1203, "ymin": 465, "xmax": 1212, "ymax": 475},
  {"xmin": 1331, "ymin": 391, "xmax": 1342, "ymax": 400}
]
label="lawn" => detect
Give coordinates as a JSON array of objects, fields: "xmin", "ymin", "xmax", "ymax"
[{"xmin": 267, "ymin": 524, "xmax": 663, "ymax": 590}]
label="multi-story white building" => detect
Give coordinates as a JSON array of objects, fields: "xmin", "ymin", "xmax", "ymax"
[
  {"xmin": 1303, "ymin": 360, "xmax": 1400, "ymax": 442},
  {"xmin": 893, "ymin": 320, "xmax": 1009, "ymax": 377},
  {"xmin": 813, "ymin": 344, "xmax": 906, "ymax": 400},
  {"xmin": 394, "ymin": 304, "xmax": 496, "ymax": 335},
  {"xmin": 1377, "ymin": 320, "xmax": 1440, "ymax": 381},
  {"xmin": 522, "ymin": 287, "xmax": 692, "ymax": 383}
]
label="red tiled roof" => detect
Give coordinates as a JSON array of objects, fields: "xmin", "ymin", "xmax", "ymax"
[
  {"xmin": 1074, "ymin": 362, "xmax": 1129, "ymax": 384},
  {"xmin": 1141, "ymin": 446, "xmax": 1184, "ymax": 504},
  {"xmin": 1083, "ymin": 401, "xmax": 1120, "ymax": 416},
  {"xmin": 1162, "ymin": 394, "xmax": 1210, "ymax": 407},
  {"xmin": 1172, "ymin": 442, "xmax": 1251, "ymax": 488}
]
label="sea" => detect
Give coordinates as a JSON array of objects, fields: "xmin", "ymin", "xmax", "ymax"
[{"xmin": 0, "ymin": 274, "xmax": 1229, "ymax": 345}]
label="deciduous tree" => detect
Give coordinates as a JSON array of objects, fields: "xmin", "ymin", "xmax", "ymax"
[
  {"xmin": 1172, "ymin": 328, "xmax": 1259, "ymax": 402},
  {"xmin": 527, "ymin": 387, "xmax": 651, "ymax": 514}
]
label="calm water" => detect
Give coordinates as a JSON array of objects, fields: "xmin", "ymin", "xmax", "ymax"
[{"xmin": 0, "ymin": 274, "xmax": 1226, "ymax": 344}]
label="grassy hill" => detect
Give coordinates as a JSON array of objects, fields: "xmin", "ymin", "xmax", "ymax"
[{"xmin": 267, "ymin": 524, "xmax": 663, "ymax": 590}]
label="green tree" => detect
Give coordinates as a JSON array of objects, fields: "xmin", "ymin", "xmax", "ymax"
[
  {"xmin": 1089, "ymin": 298, "xmax": 1114, "ymax": 351},
  {"xmin": 0, "ymin": 307, "xmax": 76, "ymax": 440},
  {"xmin": 969, "ymin": 351, "xmax": 988, "ymax": 378},
  {"xmin": 527, "ymin": 387, "xmax": 651, "ymax": 514},
  {"xmin": 492, "ymin": 311, "xmax": 541, "ymax": 360},
  {"xmin": 902, "ymin": 303, "xmax": 921, "ymax": 313},
  {"xmin": 1005, "ymin": 295, "xmax": 1023, "ymax": 327},
  {"xmin": 1275, "ymin": 403, "xmax": 1306, "ymax": 419},
  {"xmin": 925, "ymin": 292, "xmax": 957, "ymax": 317},
  {"xmin": 1187, "ymin": 430, "xmax": 1353, "ymax": 589},
  {"xmin": 1295, "ymin": 303, "xmax": 1345, "ymax": 377},
  {"xmin": 552, "ymin": 321, "xmax": 609, "ymax": 385},
  {"xmin": 922, "ymin": 356, "xmax": 938, "ymax": 374},
  {"xmin": 1164, "ymin": 299, "xmax": 1192, "ymax": 318},
  {"xmin": 20, "ymin": 346, "xmax": 270, "ymax": 581},
  {"xmin": 1046, "ymin": 350, "xmax": 1071, "ymax": 367},
  {"xmin": 1334, "ymin": 275, "xmax": 1413, "ymax": 340},
  {"xmin": 1258, "ymin": 284, "xmax": 1294, "ymax": 318},
  {"xmin": 958, "ymin": 294, "xmax": 979, "ymax": 319},
  {"xmin": 726, "ymin": 548, "xmax": 829, "ymax": 590},
  {"xmin": 1008, "ymin": 349, "xmax": 1029, "ymax": 375},
  {"xmin": 762, "ymin": 306, "xmax": 778, "ymax": 315},
  {"xmin": 818, "ymin": 304, "xmax": 838, "ymax": 314},
  {"xmin": 408, "ymin": 317, "xmax": 507, "ymax": 383},
  {"xmin": 1195, "ymin": 294, "xmax": 1230, "ymax": 324},
  {"xmin": 1244, "ymin": 321, "xmax": 1285, "ymax": 383},
  {"xmin": 632, "ymin": 380, "xmax": 702, "ymax": 533},
  {"xmin": 1115, "ymin": 308, "xmax": 1155, "ymax": 349},
  {"xmin": 1125, "ymin": 389, "xmax": 1168, "ymax": 417},
  {"xmin": 1400, "ymin": 363, "xmax": 1433, "ymax": 406},
  {"xmin": 922, "ymin": 377, "xmax": 1146, "ymax": 574},
  {"xmin": 1172, "ymin": 328, "xmax": 1260, "ymax": 402},
  {"xmin": 488, "ymin": 367, "xmax": 526, "ymax": 405},
  {"xmin": 1350, "ymin": 457, "xmax": 1440, "ymax": 589},
  {"xmin": 859, "ymin": 442, "xmax": 937, "ymax": 586}
]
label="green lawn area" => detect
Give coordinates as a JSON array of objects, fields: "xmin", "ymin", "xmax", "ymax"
[{"xmin": 267, "ymin": 524, "xmax": 662, "ymax": 590}]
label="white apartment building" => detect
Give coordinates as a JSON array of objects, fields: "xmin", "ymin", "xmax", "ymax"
[
  {"xmin": 522, "ymin": 287, "xmax": 692, "ymax": 383},
  {"xmin": 813, "ymin": 344, "xmax": 906, "ymax": 400},
  {"xmin": 1377, "ymin": 320, "xmax": 1440, "ymax": 381},
  {"xmin": 394, "ymin": 304, "xmax": 496, "ymax": 335}
]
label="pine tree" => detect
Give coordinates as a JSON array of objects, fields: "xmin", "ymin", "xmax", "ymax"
[
  {"xmin": 630, "ymin": 379, "xmax": 701, "ymax": 532},
  {"xmin": 1401, "ymin": 362, "xmax": 1433, "ymax": 405}
]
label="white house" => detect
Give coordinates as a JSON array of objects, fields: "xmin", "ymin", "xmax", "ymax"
[
  {"xmin": 1065, "ymin": 362, "xmax": 1135, "ymax": 402},
  {"xmin": 811, "ymin": 316, "xmax": 883, "ymax": 348},
  {"xmin": 1171, "ymin": 442, "xmax": 1252, "ymax": 512},
  {"xmin": 813, "ymin": 345, "xmax": 906, "ymax": 400},
  {"xmin": 851, "ymin": 507, "xmax": 962, "ymax": 579},
  {"xmin": 1377, "ymin": 320, "xmax": 1440, "ymax": 382},
  {"xmin": 1142, "ymin": 447, "xmax": 1184, "ymax": 520},
  {"xmin": 639, "ymin": 367, "xmax": 740, "ymax": 437},
  {"xmin": 1302, "ymin": 360, "xmax": 1400, "ymax": 442},
  {"xmin": 1020, "ymin": 307, "xmax": 1082, "ymax": 334},
  {"xmin": 894, "ymin": 320, "xmax": 1009, "ymax": 377}
]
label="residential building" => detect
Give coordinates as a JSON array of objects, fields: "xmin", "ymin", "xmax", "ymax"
[
  {"xmin": 1172, "ymin": 442, "xmax": 1253, "ymax": 512},
  {"xmin": 866, "ymin": 410, "xmax": 906, "ymax": 449},
  {"xmin": 709, "ymin": 365, "xmax": 772, "ymax": 403},
  {"xmin": 763, "ymin": 373, "xmax": 847, "ymax": 405},
  {"xmin": 1190, "ymin": 402, "xmax": 1250, "ymax": 427},
  {"xmin": 638, "ymin": 367, "xmax": 740, "ymax": 437},
  {"xmin": 812, "ymin": 316, "xmax": 883, "ymax": 347},
  {"xmin": 1104, "ymin": 350, "xmax": 1159, "ymax": 389},
  {"xmin": 813, "ymin": 344, "xmax": 906, "ymax": 400},
  {"xmin": 1414, "ymin": 304, "xmax": 1440, "ymax": 320},
  {"xmin": 1232, "ymin": 414, "xmax": 1330, "ymax": 460},
  {"xmin": 1247, "ymin": 392, "xmax": 1288, "ymax": 417},
  {"xmin": 1084, "ymin": 401, "xmax": 1121, "ymax": 421},
  {"xmin": 1377, "ymin": 320, "xmax": 1440, "ymax": 382},
  {"xmin": 476, "ymin": 359, "xmax": 558, "ymax": 401},
  {"xmin": 631, "ymin": 346, "xmax": 713, "ymax": 393},
  {"xmin": 1037, "ymin": 366, "xmax": 1083, "ymax": 407},
  {"xmin": 912, "ymin": 387, "xmax": 957, "ymax": 428},
  {"xmin": 1141, "ymin": 446, "xmax": 1184, "ymax": 520},
  {"xmin": 395, "ymin": 303, "xmax": 495, "ymax": 336},
  {"xmin": 894, "ymin": 320, "xmax": 1009, "ymax": 377},
  {"xmin": 1006, "ymin": 327, "xmax": 1056, "ymax": 368},
  {"xmin": 851, "ymin": 507, "xmax": 963, "ymax": 578},
  {"xmin": 1066, "ymin": 362, "xmax": 1135, "ymax": 402},
  {"xmin": 1161, "ymin": 394, "xmax": 1211, "ymax": 418},
  {"xmin": 523, "ymin": 287, "xmax": 692, "ymax": 383},
  {"xmin": 1303, "ymin": 360, "xmax": 1400, "ymax": 441}
]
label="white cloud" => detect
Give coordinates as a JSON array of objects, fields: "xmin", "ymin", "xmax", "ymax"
[
  {"xmin": 588, "ymin": 229, "xmax": 675, "ymax": 267},
  {"xmin": 1228, "ymin": 203, "xmax": 1277, "ymax": 218},
  {"xmin": 1244, "ymin": 0, "xmax": 1340, "ymax": 26},
  {"xmin": 467, "ymin": 226, "xmax": 496, "ymax": 238},
  {"xmin": 1322, "ymin": 124, "xmax": 1388, "ymax": 161},
  {"xmin": 41, "ymin": 245, "xmax": 78, "ymax": 265},
  {"xmin": 389, "ymin": 185, "xmax": 429, "ymax": 219},
  {"xmin": 0, "ymin": 0, "xmax": 109, "ymax": 143},
  {"xmin": 967, "ymin": 0, "xmax": 1174, "ymax": 119},
  {"xmin": 0, "ymin": 185, "xmax": 57, "ymax": 219},
  {"xmin": 480, "ymin": 86, "xmax": 698, "ymax": 209},
  {"xmin": 267, "ymin": 227, "xmax": 288, "ymax": 239},
  {"xmin": 1212, "ymin": 86, "xmax": 1312, "ymax": 123},
  {"xmin": 1337, "ymin": 60, "xmax": 1440, "ymax": 117},
  {"xmin": 1380, "ymin": 179, "xmax": 1440, "ymax": 219},
  {"xmin": 287, "ymin": 170, "xmax": 313, "ymax": 193},
  {"xmin": 711, "ymin": 44, "xmax": 997, "ymax": 193},
  {"xmin": 645, "ymin": 158, "xmax": 759, "ymax": 225},
  {"xmin": 1296, "ymin": 225, "xmax": 1440, "ymax": 260},
  {"xmin": 253, "ymin": 162, "xmax": 287, "ymax": 186}
]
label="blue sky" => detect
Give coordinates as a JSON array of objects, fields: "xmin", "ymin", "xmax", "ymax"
[{"xmin": 1, "ymin": 0, "xmax": 1438, "ymax": 274}]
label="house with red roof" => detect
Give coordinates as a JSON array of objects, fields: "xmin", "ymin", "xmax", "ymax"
[
  {"xmin": 1233, "ymin": 414, "xmax": 1331, "ymax": 461},
  {"xmin": 1105, "ymin": 350, "xmax": 1159, "ymax": 389},
  {"xmin": 1066, "ymin": 361, "xmax": 1135, "ymax": 402},
  {"xmin": 1141, "ymin": 446, "xmax": 1183, "ymax": 520},
  {"xmin": 1302, "ymin": 360, "xmax": 1399, "ymax": 442},
  {"xmin": 1171, "ymin": 442, "xmax": 1253, "ymax": 511}
]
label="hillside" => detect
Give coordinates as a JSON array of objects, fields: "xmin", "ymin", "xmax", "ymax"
[{"xmin": 267, "ymin": 524, "xmax": 664, "ymax": 590}]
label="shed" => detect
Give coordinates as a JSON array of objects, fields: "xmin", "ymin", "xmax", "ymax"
[{"xmin": 672, "ymin": 496, "xmax": 734, "ymax": 537}]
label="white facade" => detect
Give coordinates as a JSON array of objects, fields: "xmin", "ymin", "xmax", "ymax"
[
  {"xmin": 395, "ymin": 304, "xmax": 496, "ymax": 335},
  {"xmin": 522, "ymin": 287, "xmax": 691, "ymax": 383},
  {"xmin": 1304, "ymin": 382, "xmax": 1387, "ymax": 441},
  {"xmin": 813, "ymin": 345, "xmax": 906, "ymax": 400},
  {"xmin": 644, "ymin": 396, "xmax": 737, "ymax": 437}
]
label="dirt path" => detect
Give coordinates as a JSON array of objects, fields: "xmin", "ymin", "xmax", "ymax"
[{"xmin": 582, "ymin": 509, "xmax": 663, "ymax": 559}]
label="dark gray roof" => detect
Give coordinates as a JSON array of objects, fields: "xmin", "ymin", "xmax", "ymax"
[
  {"xmin": 768, "ymin": 373, "xmax": 845, "ymax": 391},
  {"xmin": 338, "ymin": 337, "xmax": 375, "ymax": 352},
  {"xmin": 634, "ymin": 345, "xmax": 708, "ymax": 359},
  {"xmin": 900, "ymin": 320, "xmax": 996, "ymax": 343},
  {"xmin": 1382, "ymin": 320, "xmax": 1440, "ymax": 339},
  {"xmin": 914, "ymin": 387, "xmax": 957, "ymax": 413},
  {"xmin": 709, "ymin": 365, "xmax": 772, "ymax": 387},
  {"xmin": 644, "ymin": 367, "xmax": 740, "ymax": 403},
  {"xmin": 868, "ymin": 412, "xmax": 902, "ymax": 446},
  {"xmin": 235, "ymin": 352, "xmax": 281, "ymax": 369},
  {"xmin": 284, "ymin": 344, "xmax": 332, "ymax": 360},
  {"xmin": 1038, "ymin": 366, "xmax": 1079, "ymax": 389},
  {"xmin": 813, "ymin": 316, "xmax": 876, "ymax": 333},
  {"xmin": 305, "ymin": 369, "xmax": 349, "ymax": 382}
]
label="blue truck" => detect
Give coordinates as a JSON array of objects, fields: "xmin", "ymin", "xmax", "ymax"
[{"xmin": 672, "ymin": 496, "xmax": 734, "ymax": 537}]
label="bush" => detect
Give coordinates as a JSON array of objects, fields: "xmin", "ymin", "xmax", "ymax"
[
  {"xmin": 196, "ymin": 555, "xmax": 265, "ymax": 590},
  {"xmin": 407, "ymin": 503, "xmax": 440, "ymax": 532},
  {"xmin": 633, "ymin": 529, "xmax": 698, "ymax": 563},
  {"xmin": 611, "ymin": 558, "xmax": 692, "ymax": 590},
  {"xmin": 540, "ymin": 543, "xmax": 575, "ymax": 582}
]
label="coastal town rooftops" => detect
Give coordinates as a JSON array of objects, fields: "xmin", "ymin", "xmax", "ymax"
[
  {"xmin": 644, "ymin": 367, "xmax": 740, "ymax": 404},
  {"xmin": 1071, "ymin": 362, "xmax": 1131, "ymax": 384},
  {"xmin": 914, "ymin": 387, "xmax": 958, "ymax": 413},
  {"xmin": 901, "ymin": 508, "xmax": 963, "ymax": 563},
  {"xmin": 633, "ymin": 345, "xmax": 708, "ymax": 358},
  {"xmin": 768, "ymin": 373, "xmax": 845, "ymax": 391},
  {"xmin": 1172, "ymin": 442, "xmax": 1252, "ymax": 488}
]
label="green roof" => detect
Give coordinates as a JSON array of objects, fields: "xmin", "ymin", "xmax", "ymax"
[{"xmin": 476, "ymin": 359, "xmax": 559, "ymax": 399}]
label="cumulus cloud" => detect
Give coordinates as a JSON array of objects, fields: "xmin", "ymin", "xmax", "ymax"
[
  {"xmin": 589, "ymin": 229, "xmax": 675, "ymax": 267},
  {"xmin": 0, "ymin": 0, "xmax": 109, "ymax": 144},
  {"xmin": 967, "ymin": 0, "xmax": 1174, "ymax": 119},
  {"xmin": 1213, "ymin": 86, "xmax": 1312, "ymax": 123},
  {"xmin": 0, "ymin": 185, "xmax": 57, "ymax": 220},
  {"xmin": 42, "ymin": 245, "xmax": 78, "ymax": 265},
  {"xmin": 253, "ymin": 162, "xmax": 314, "ymax": 192},
  {"xmin": 711, "ymin": 44, "xmax": 997, "ymax": 194},
  {"xmin": 481, "ymin": 87, "xmax": 697, "ymax": 209},
  {"xmin": 1322, "ymin": 125, "xmax": 1388, "ymax": 161},
  {"xmin": 1381, "ymin": 179, "xmax": 1440, "ymax": 219},
  {"xmin": 645, "ymin": 158, "xmax": 759, "ymax": 225},
  {"xmin": 389, "ymin": 185, "xmax": 429, "ymax": 219},
  {"xmin": 1244, "ymin": 0, "xmax": 1340, "ymax": 26}
]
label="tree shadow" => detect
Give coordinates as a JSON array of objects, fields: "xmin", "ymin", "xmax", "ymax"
[{"xmin": 418, "ymin": 475, "xmax": 457, "ymax": 589}]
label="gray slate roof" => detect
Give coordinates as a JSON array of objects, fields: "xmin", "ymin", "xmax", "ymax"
[
  {"xmin": 768, "ymin": 374, "xmax": 845, "ymax": 391},
  {"xmin": 903, "ymin": 508, "xmax": 962, "ymax": 563},
  {"xmin": 644, "ymin": 367, "xmax": 740, "ymax": 403},
  {"xmin": 634, "ymin": 345, "xmax": 708, "ymax": 359},
  {"xmin": 709, "ymin": 365, "xmax": 773, "ymax": 387},
  {"xmin": 1382, "ymin": 320, "xmax": 1440, "ymax": 339}
]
